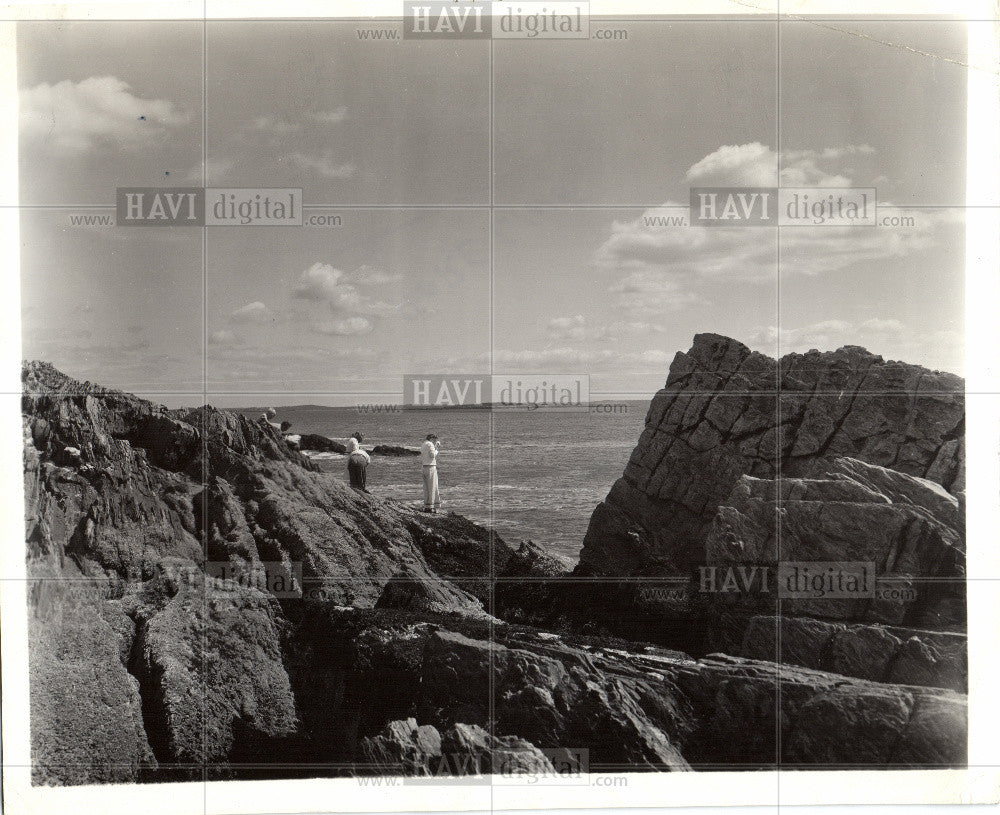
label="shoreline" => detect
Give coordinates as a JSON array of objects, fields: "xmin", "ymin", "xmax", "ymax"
[{"xmin": 20, "ymin": 340, "xmax": 969, "ymax": 783}]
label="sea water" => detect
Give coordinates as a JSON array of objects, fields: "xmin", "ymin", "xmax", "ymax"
[{"xmin": 245, "ymin": 403, "xmax": 646, "ymax": 564}]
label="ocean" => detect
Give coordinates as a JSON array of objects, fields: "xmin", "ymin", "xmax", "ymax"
[{"xmin": 243, "ymin": 403, "xmax": 648, "ymax": 564}]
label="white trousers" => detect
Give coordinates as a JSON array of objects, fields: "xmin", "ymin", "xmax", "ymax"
[{"xmin": 422, "ymin": 464, "xmax": 440, "ymax": 509}]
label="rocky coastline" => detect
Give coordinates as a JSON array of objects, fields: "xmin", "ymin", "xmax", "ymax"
[
  {"xmin": 294, "ymin": 433, "xmax": 420, "ymax": 457},
  {"xmin": 22, "ymin": 334, "xmax": 967, "ymax": 785}
]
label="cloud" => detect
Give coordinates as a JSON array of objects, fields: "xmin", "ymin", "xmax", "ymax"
[
  {"xmin": 595, "ymin": 321, "xmax": 665, "ymax": 341},
  {"xmin": 311, "ymin": 106, "xmax": 348, "ymax": 124},
  {"xmin": 639, "ymin": 349, "xmax": 674, "ymax": 365},
  {"xmin": 745, "ymin": 318, "xmax": 962, "ymax": 375},
  {"xmin": 251, "ymin": 115, "xmax": 301, "ymax": 135},
  {"xmin": 748, "ymin": 317, "xmax": 907, "ymax": 355},
  {"xmin": 20, "ymin": 76, "xmax": 189, "ymax": 154},
  {"xmin": 231, "ymin": 301, "xmax": 271, "ymax": 323},
  {"xmin": 748, "ymin": 320, "xmax": 855, "ymax": 353},
  {"xmin": 547, "ymin": 315, "xmax": 587, "ymax": 341},
  {"xmin": 596, "ymin": 143, "xmax": 960, "ymax": 285},
  {"xmin": 289, "ymin": 152, "xmax": 355, "ymax": 179},
  {"xmin": 313, "ymin": 316, "xmax": 373, "ymax": 336},
  {"xmin": 686, "ymin": 142, "xmax": 876, "ymax": 188},
  {"xmin": 292, "ymin": 263, "xmax": 396, "ymax": 316},
  {"xmin": 294, "ymin": 264, "xmax": 347, "ymax": 301},
  {"xmin": 546, "ymin": 314, "xmax": 666, "ymax": 342},
  {"xmin": 607, "ymin": 271, "xmax": 705, "ymax": 313},
  {"xmin": 443, "ymin": 346, "xmax": 678, "ymax": 374},
  {"xmin": 491, "ymin": 347, "xmax": 620, "ymax": 368},
  {"xmin": 349, "ymin": 265, "xmax": 403, "ymax": 285},
  {"xmin": 686, "ymin": 142, "xmax": 777, "ymax": 187},
  {"xmin": 860, "ymin": 317, "xmax": 905, "ymax": 333}
]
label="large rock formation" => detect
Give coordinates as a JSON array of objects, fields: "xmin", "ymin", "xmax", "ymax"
[
  {"xmin": 568, "ymin": 333, "xmax": 965, "ymax": 694},
  {"xmin": 578, "ymin": 333, "xmax": 964, "ymax": 578},
  {"xmin": 22, "ymin": 355, "xmax": 967, "ymax": 785},
  {"xmin": 21, "ymin": 362, "xmax": 531, "ymax": 783}
]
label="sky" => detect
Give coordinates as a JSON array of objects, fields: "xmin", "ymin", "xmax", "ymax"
[{"xmin": 18, "ymin": 18, "xmax": 968, "ymax": 407}]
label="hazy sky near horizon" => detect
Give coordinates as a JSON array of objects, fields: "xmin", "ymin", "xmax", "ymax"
[{"xmin": 18, "ymin": 19, "xmax": 967, "ymax": 407}]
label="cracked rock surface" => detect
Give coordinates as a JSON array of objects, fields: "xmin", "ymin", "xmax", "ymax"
[{"xmin": 22, "ymin": 349, "xmax": 967, "ymax": 785}]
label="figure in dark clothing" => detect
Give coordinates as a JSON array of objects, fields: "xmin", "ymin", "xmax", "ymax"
[{"xmin": 346, "ymin": 431, "xmax": 370, "ymax": 492}]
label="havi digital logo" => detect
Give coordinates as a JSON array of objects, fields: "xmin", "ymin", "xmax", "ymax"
[
  {"xmin": 403, "ymin": 2, "xmax": 589, "ymax": 39},
  {"xmin": 117, "ymin": 188, "xmax": 303, "ymax": 226},
  {"xmin": 403, "ymin": 2, "xmax": 491, "ymax": 39}
]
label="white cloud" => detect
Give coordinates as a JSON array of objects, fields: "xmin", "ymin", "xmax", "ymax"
[
  {"xmin": 20, "ymin": 76, "xmax": 189, "ymax": 154},
  {"xmin": 860, "ymin": 317, "xmax": 905, "ymax": 333},
  {"xmin": 289, "ymin": 152, "xmax": 355, "ymax": 179},
  {"xmin": 639, "ymin": 349, "xmax": 674, "ymax": 365},
  {"xmin": 292, "ymin": 263, "xmax": 396, "ymax": 316},
  {"xmin": 231, "ymin": 301, "xmax": 271, "ymax": 323},
  {"xmin": 293, "ymin": 264, "xmax": 347, "ymax": 301},
  {"xmin": 686, "ymin": 142, "xmax": 777, "ymax": 187},
  {"xmin": 445, "ymin": 346, "xmax": 676, "ymax": 374},
  {"xmin": 746, "ymin": 318, "xmax": 962, "ymax": 375},
  {"xmin": 546, "ymin": 314, "xmax": 666, "ymax": 342},
  {"xmin": 686, "ymin": 142, "xmax": 876, "ymax": 188},
  {"xmin": 313, "ymin": 316, "xmax": 373, "ymax": 336},
  {"xmin": 311, "ymin": 106, "xmax": 348, "ymax": 124},
  {"xmin": 251, "ymin": 115, "xmax": 301, "ymax": 135},
  {"xmin": 748, "ymin": 320, "xmax": 854, "ymax": 353},
  {"xmin": 547, "ymin": 315, "xmax": 587, "ymax": 341},
  {"xmin": 492, "ymin": 347, "xmax": 620, "ymax": 368},
  {"xmin": 607, "ymin": 271, "xmax": 705, "ymax": 313},
  {"xmin": 596, "ymin": 143, "xmax": 960, "ymax": 285},
  {"xmin": 597, "ymin": 321, "xmax": 664, "ymax": 340},
  {"xmin": 349, "ymin": 265, "xmax": 403, "ymax": 285}
]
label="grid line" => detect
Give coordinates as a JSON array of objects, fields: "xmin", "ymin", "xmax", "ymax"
[{"xmin": 775, "ymin": 3, "xmax": 783, "ymax": 796}]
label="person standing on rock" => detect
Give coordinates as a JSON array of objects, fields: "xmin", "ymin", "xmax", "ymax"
[
  {"xmin": 280, "ymin": 421, "xmax": 300, "ymax": 450},
  {"xmin": 346, "ymin": 432, "xmax": 370, "ymax": 492},
  {"xmin": 261, "ymin": 407, "xmax": 281, "ymax": 431},
  {"xmin": 420, "ymin": 434, "xmax": 441, "ymax": 513}
]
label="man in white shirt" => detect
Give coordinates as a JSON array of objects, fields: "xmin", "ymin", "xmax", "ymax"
[{"xmin": 420, "ymin": 434, "xmax": 440, "ymax": 513}]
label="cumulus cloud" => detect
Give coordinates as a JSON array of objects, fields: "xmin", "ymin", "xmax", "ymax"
[
  {"xmin": 313, "ymin": 316, "xmax": 373, "ymax": 336},
  {"xmin": 289, "ymin": 152, "xmax": 355, "ymax": 179},
  {"xmin": 20, "ymin": 76, "xmax": 189, "ymax": 154},
  {"xmin": 293, "ymin": 264, "xmax": 347, "ymax": 301},
  {"xmin": 293, "ymin": 263, "xmax": 396, "ymax": 317},
  {"xmin": 686, "ymin": 142, "xmax": 875, "ymax": 188},
  {"xmin": 596, "ymin": 143, "xmax": 959, "ymax": 285},
  {"xmin": 686, "ymin": 142, "xmax": 777, "ymax": 187},
  {"xmin": 231, "ymin": 301, "xmax": 271, "ymax": 323}
]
